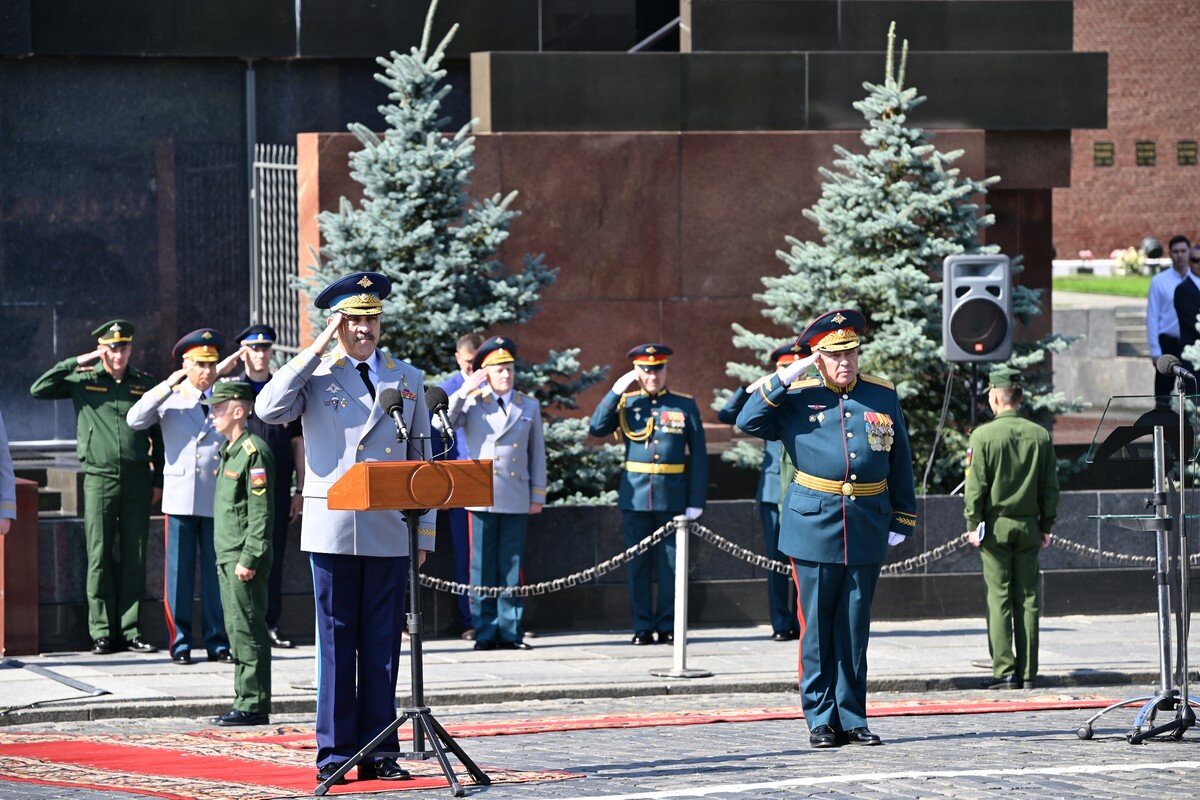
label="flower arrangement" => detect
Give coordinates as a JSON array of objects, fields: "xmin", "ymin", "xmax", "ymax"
[{"xmin": 1111, "ymin": 246, "xmax": 1147, "ymax": 276}]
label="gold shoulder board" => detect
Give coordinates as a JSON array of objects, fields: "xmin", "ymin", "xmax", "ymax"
[
  {"xmin": 788, "ymin": 377, "xmax": 821, "ymax": 391},
  {"xmin": 241, "ymin": 439, "xmax": 257, "ymax": 455},
  {"xmin": 860, "ymin": 373, "xmax": 895, "ymax": 390}
]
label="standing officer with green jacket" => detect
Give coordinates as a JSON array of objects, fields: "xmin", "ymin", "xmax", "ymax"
[
  {"xmin": 203, "ymin": 381, "xmax": 275, "ymax": 725},
  {"xmin": 30, "ymin": 320, "xmax": 163, "ymax": 655},
  {"xmin": 965, "ymin": 366, "xmax": 1059, "ymax": 690}
]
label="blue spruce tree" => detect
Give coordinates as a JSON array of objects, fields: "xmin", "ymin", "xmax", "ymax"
[
  {"xmin": 305, "ymin": 0, "xmax": 619, "ymax": 503},
  {"xmin": 726, "ymin": 25, "xmax": 1078, "ymax": 491}
]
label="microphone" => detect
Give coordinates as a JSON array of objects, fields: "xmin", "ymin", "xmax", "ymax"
[
  {"xmin": 425, "ymin": 386, "xmax": 454, "ymax": 448},
  {"xmin": 1156, "ymin": 354, "xmax": 1196, "ymax": 382},
  {"xmin": 378, "ymin": 387, "xmax": 409, "ymax": 441}
]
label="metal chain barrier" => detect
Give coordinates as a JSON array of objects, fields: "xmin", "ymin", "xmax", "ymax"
[
  {"xmin": 880, "ymin": 531, "xmax": 973, "ymax": 574},
  {"xmin": 1046, "ymin": 535, "xmax": 1200, "ymax": 567}
]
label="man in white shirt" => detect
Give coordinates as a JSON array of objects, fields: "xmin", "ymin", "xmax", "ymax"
[{"xmin": 1149, "ymin": 235, "xmax": 1191, "ymax": 406}]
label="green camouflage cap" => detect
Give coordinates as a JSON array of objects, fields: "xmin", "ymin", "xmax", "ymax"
[{"xmin": 199, "ymin": 381, "xmax": 256, "ymax": 405}]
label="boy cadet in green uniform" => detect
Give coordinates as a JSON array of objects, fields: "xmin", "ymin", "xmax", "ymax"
[
  {"xmin": 965, "ymin": 366, "xmax": 1059, "ymax": 690},
  {"xmin": 203, "ymin": 381, "xmax": 275, "ymax": 725},
  {"xmin": 30, "ymin": 320, "xmax": 163, "ymax": 655}
]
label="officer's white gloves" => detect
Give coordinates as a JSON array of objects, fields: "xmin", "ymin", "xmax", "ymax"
[
  {"xmin": 887, "ymin": 531, "xmax": 905, "ymax": 547},
  {"xmin": 684, "ymin": 507, "xmax": 703, "ymax": 521},
  {"xmin": 612, "ymin": 369, "xmax": 640, "ymax": 394},
  {"xmin": 771, "ymin": 351, "xmax": 820, "ymax": 388}
]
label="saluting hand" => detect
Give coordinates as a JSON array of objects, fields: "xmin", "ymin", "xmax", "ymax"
[
  {"xmin": 309, "ymin": 312, "xmax": 343, "ymax": 356},
  {"xmin": 215, "ymin": 346, "xmax": 247, "ymax": 377},
  {"xmin": 463, "ymin": 368, "xmax": 490, "ymax": 393},
  {"xmin": 166, "ymin": 366, "xmax": 190, "ymax": 388},
  {"xmin": 75, "ymin": 347, "xmax": 105, "ymax": 366},
  {"xmin": 612, "ymin": 369, "xmax": 640, "ymax": 394},
  {"xmin": 777, "ymin": 351, "xmax": 819, "ymax": 385}
]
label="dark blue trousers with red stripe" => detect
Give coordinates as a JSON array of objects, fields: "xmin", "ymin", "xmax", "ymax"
[
  {"xmin": 310, "ymin": 552, "xmax": 408, "ymax": 768},
  {"xmin": 791, "ymin": 558, "xmax": 882, "ymax": 732}
]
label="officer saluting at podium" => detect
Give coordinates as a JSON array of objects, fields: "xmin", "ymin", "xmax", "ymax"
[
  {"xmin": 589, "ymin": 344, "xmax": 707, "ymax": 646},
  {"xmin": 736, "ymin": 309, "xmax": 916, "ymax": 749},
  {"xmin": 255, "ymin": 271, "xmax": 436, "ymax": 785}
]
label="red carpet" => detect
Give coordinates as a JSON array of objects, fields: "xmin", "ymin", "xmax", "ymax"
[
  {"xmin": 0, "ymin": 695, "xmax": 1116, "ymax": 799},
  {"xmin": 0, "ymin": 730, "xmax": 575, "ymax": 799}
]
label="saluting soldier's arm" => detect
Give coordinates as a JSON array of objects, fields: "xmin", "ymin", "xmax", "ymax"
[
  {"xmin": 239, "ymin": 448, "xmax": 276, "ymax": 572},
  {"xmin": 588, "ymin": 390, "xmax": 623, "ymax": 437},
  {"xmin": 254, "ymin": 351, "xmax": 319, "ymax": 424},
  {"xmin": 716, "ymin": 387, "xmax": 749, "ymax": 425},
  {"xmin": 126, "ymin": 376, "xmax": 177, "ymax": 430},
  {"xmin": 442, "ymin": 382, "xmax": 475, "ymax": 430},
  {"xmin": 686, "ymin": 401, "xmax": 708, "ymax": 510},
  {"xmin": 529, "ymin": 402, "xmax": 548, "ymax": 508},
  {"xmin": 29, "ymin": 357, "xmax": 85, "ymax": 400},
  {"xmin": 734, "ymin": 373, "xmax": 789, "ymax": 441}
]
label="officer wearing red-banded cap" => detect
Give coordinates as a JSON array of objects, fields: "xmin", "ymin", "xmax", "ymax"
[
  {"xmin": 736, "ymin": 309, "xmax": 916, "ymax": 749},
  {"xmin": 589, "ymin": 343, "xmax": 707, "ymax": 645}
]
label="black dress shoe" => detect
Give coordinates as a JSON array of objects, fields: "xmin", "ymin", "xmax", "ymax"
[
  {"xmin": 127, "ymin": 636, "xmax": 158, "ymax": 653},
  {"xmin": 845, "ymin": 727, "xmax": 882, "ymax": 745},
  {"xmin": 983, "ymin": 674, "xmax": 1022, "ymax": 690},
  {"xmin": 499, "ymin": 641, "xmax": 533, "ymax": 650},
  {"xmin": 92, "ymin": 637, "xmax": 115, "ymax": 655},
  {"xmin": 809, "ymin": 724, "xmax": 839, "ymax": 748},
  {"xmin": 171, "ymin": 650, "xmax": 192, "ymax": 665},
  {"xmin": 656, "ymin": 631, "xmax": 674, "ymax": 644},
  {"xmin": 211, "ymin": 708, "xmax": 270, "ymax": 726},
  {"xmin": 473, "ymin": 640, "xmax": 498, "ymax": 651},
  {"xmin": 771, "ymin": 630, "xmax": 799, "ymax": 642},
  {"xmin": 358, "ymin": 757, "xmax": 411, "ymax": 781},
  {"xmin": 208, "ymin": 650, "xmax": 236, "ymax": 664},
  {"xmin": 631, "ymin": 631, "xmax": 654, "ymax": 645},
  {"xmin": 316, "ymin": 763, "xmax": 348, "ymax": 785},
  {"xmin": 267, "ymin": 628, "xmax": 294, "ymax": 649}
]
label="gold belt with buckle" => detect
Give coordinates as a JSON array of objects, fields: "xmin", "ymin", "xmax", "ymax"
[
  {"xmin": 625, "ymin": 462, "xmax": 686, "ymax": 475},
  {"xmin": 793, "ymin": 469, "xmax": 887, "ymax": 497}
]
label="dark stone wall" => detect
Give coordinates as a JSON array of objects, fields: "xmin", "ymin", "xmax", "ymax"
[{"xmin": 33, "ymin": 491, "xmax": 1192, "ymax": 650}]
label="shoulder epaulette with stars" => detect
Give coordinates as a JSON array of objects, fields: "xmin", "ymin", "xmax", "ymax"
[
  {"xmin": 859, "ymin": 373, "xmax": 895, "ymax": 390},
  {"xmin": 241, "ymin": 439, "xmax": 258, "ymax": 455}
]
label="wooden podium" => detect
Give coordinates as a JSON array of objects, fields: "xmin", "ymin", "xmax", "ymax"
[{"xmin": 316, "ymin": 459, "xmax": 494, "ymax": 797}]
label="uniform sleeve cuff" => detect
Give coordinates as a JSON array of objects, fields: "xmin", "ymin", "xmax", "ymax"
[
  {"xmin": 892, "ymin": 511, "xmax": 917, "ymax": 529},
  {"xmin": 417, "ymin": 532, "xmax": 436, "ymax": 552}
]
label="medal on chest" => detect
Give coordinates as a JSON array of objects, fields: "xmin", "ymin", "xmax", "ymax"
[
  {"xmin": 658, "ymin": 409, "xmax": 686, "ymax": 434},
  {"xmin": 865, "ymin": 412, "xmax": 895, "ymax": 452}
]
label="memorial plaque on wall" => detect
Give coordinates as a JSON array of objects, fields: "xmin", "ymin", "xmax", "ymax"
[
  {"xmin": 1178, "ymin": 140, "xmax": 1198, "ymax": 167},
  {"xmin": 1135, "ymin": 141, "xmax": 1157, "ymax": 167},
  {"xmin": 1093, "ymin": 142, "xmax": 1114, "ymax": 167}
]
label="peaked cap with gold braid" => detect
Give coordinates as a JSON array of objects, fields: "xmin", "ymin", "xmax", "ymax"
[
  {"xmin": 93, "ymin": 319, "xmax": 135, "ymax": 347},
  {"xmin": 314, "ymin": 271, "xmax": 392, "ymax": 317},
  {"xmin": 172, "ymin": 328, "xmax": 225, "ymax": 363},
  {"xmin": 472, "ymin": 336, "xmax": 517, "ymax": 371},
  {"xmin": 627, "ymin": 343, "xmax": 673, "ymax": 371},
  {"xmin": 797, "ymin": 309, "xmax": 866, "ymax": 353}
]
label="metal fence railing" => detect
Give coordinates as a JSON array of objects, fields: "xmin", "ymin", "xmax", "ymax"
[{"xmin": 251, "ymin": 144, "xmax": 300, "ymax": 355}]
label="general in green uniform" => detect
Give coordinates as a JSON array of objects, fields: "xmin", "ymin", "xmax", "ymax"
[
  {"xmin": 203, "ymin": 381, "xmax": 275, "ymax": 725},
  {"xmin": 965, "ymin": 366, "xmax": 1060, "ymax": 690},
  {"xmin": 30, "ymin": 320, "xmax": 163, "ymax": 655}
]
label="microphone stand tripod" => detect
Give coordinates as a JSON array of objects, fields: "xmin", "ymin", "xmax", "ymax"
[
  {"xmin": 1077, "ymin": 379, "xmax": 1198, "ymax": 743},
  {"xmin": 315, "ymin": 429, "xmax": 490, "ymax": 797}
]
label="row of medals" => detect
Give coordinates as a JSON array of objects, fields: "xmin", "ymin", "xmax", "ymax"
[{"xmin": 867, "ymin": 419, "xmax": 894, "ymax": 452}]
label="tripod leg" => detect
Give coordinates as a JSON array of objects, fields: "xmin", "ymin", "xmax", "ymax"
[
  {"xmin": 316, "ymin": 712, "xmax": 412, "ymax": 795},
  {"xmin": 425, "ymin": 711, "xmax": 492, "ymax": 785},
  {"xmin": 416, "ymin": 713, "xmax": 464, "ymax": 797}
]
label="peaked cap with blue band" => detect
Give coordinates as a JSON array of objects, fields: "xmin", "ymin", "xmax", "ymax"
[
  {"xmin": 472, "ymin": 336, "xmax": 518, "ymax": 371},
  {"xmin": 797, "ymin": 309, "xmax": 866, "ymax": 353},
  {"xmin": 627, "ymin": 343, "xmax": 672, "ymax": 371},
  {"xmin": 314, "ymin": 271, "xmax": 391, "ymax": 316},
  {"xmin": 172, "ymin": 328, "xmax": 224, "ymax": 362},
  {"xmin": 235, "ymin": 324, "xmax": 277, "ymax": 346}
]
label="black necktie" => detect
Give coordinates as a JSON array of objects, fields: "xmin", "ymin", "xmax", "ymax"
[
  {"xmin": 497, "ymin": 397, "xmax": 506, "ymax": 413},
  {"xmin": 356, "ymin": 363, "xmax": 376, "ymax": 401}
]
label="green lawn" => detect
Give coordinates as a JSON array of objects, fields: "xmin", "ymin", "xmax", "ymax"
[{"xmin": 1052, "ymin": 274, "xmax": 1152, "ymax": 297}]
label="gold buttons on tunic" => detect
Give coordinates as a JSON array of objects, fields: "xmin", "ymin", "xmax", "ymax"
[
  {"xmin": 846, "ymin": 432, "xmax": 853, "ymax": 439},
  {"xmin": 385, "ymin": 447, "xmax": 392, "ymax": 454},
  {"xmin": 358, "ymin": 445, "xmax": 365, "ymax": 451}
]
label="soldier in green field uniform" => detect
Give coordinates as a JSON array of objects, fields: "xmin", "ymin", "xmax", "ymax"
[
  {"xmin": 203, "ymin": 381, "xmax": 275, "ymax": 725},
  {"xmin": 965, "ymin": 366, "xmax": 1060, "ymax": 691},
  {"xmin": 204, "ymin": 381, "xmax": 275, "ymax": 724},
  {"xmin": 30, "ymin": 320, "xmax": 163, "ymax": 655}
]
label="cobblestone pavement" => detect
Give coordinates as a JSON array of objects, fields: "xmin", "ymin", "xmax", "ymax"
[{"xmin": 3, "ymin": 691, "xmax": 1199, "ymax": 799}]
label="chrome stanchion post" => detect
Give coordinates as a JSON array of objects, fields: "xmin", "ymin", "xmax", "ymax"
[{"xmin": 649, "ymin": 516, "xmax": 712, "ymax": 679}]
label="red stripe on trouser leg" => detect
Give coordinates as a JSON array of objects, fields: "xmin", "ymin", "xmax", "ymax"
[
  {"xmin": 162, "ymin": 516, "xmax": 177, "ymax": 647},
  {"xmin": 791, "ymin": 559, "xmax": 805, "ymax": 691}
]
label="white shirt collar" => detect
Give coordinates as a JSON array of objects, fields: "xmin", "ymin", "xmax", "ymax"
[
  {"xmin": 497, "ymin": 389, "xmax": 515, "ymax": 407},
  {"xmin": 346, "ymin": 351, "xmax": 379, "ymax": 373}
]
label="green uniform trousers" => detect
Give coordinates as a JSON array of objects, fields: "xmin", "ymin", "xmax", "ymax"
[
  {"xmin": 979, "ymin": 517, "xmax": 1042, "ymax": 681},
  {"xmin": 217, "ymin": 560, "xmax": 272, "ymax": 714},
  {"xmin": 83, "ymin": 468, "xmax": 153, "ymax": 642}
]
